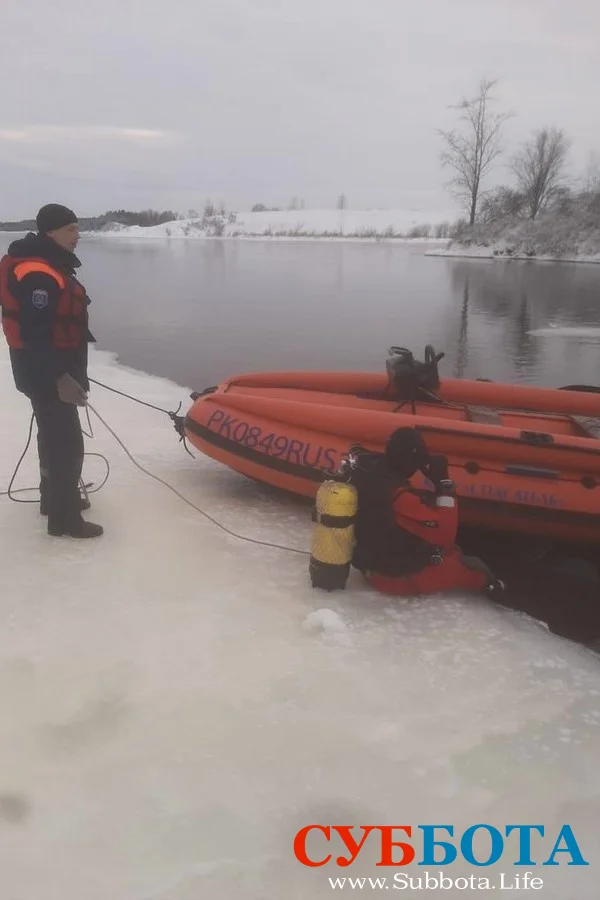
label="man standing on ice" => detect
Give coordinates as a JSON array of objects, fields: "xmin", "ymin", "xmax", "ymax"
[{"xmin": 0, "ymin": 204, "xmax": 104, "ymax": 538}]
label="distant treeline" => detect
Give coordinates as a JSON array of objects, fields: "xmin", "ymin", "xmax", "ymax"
[{"xmin": 0, "ymin": 209, "xmax": 179, "ymax": 232}]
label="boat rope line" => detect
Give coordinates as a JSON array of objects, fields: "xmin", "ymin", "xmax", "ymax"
[
  {"xmin": 86, "ymin": 403, "xmax": 310, "ymax": 556},
  {"xmin": 88, "ymin": 377, "xmax": 176, "ymax": 415},
  {"xmin": 88, "ymin": 377, "xmax": 196, "ymax": 458},
  {"xmin": 0, "ymin": 383, "xmax": 310, "ymax": 557},
  {"xmin": 0, "ymin": 410, "xmax": 110, "ymax": 507}
]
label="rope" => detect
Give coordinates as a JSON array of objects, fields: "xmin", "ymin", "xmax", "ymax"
[
  {"xmin": 0, "ymin": 409, "xmax": 110, "ymax": 504},
  {"xmin": 85, "ymin": 382, "xmax": 309, "ymax": 553},
  {"xmin": 2, "ymin": 411, "xmax": 36, "ymax": 503},
  {"xmin": 88, "ymin": 377, "xmax": 175, "ymax": 415},
  {"xmin": 88, "ymin": 377, "xmax": 196, "ymax": 457},
  {"xmin": 87, "ymin": 402, "xmax": 310, "ymax": 556},
  {"xmin": 0, "ymin": 379, "xmax": 310, "ymax": 557}
]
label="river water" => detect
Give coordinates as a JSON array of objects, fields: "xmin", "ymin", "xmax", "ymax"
[{"xmin": 2, "ymin": 234, "xmax": 597, "ymax": 392}]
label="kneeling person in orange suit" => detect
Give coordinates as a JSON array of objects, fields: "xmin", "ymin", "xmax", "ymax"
[{"xmin": 348, "ymin": 427, "xmax": 504, "ymax": 597}]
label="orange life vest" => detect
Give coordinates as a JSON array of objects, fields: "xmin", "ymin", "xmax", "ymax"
[{"xmin": 0, "ymin": 255, "xmax": 88, "ymax": 350}]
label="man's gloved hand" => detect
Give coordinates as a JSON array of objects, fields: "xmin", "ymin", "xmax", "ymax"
[
  {"xmin": 423, "ymin": 453, "xmax": 448, "ymax": 482},
  {"xmin": 56, "ymin": 373, "xmax": 88, "ymax": 406},
  {"xmin": 423, "ymin": 454, "xmax": 454, "ymax": 492}
]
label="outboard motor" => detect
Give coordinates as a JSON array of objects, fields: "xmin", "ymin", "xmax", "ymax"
[{"xmin": 384, "ymin": 344, "xmax": 445, "ymax": 407}]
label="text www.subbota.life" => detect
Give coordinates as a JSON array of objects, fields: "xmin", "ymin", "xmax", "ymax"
[{"xmin": 327, "ymin": 873, "xmax": 545, "ymax": 891}]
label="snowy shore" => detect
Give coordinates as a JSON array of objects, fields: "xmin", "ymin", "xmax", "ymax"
[
  {"xmin": 86, "ymin": 207, "xmax": 455, "ymax": 242},
  {"xmin": 426, "ymin": 207, "xmax": 600, "ymax": 265},
  {"xmin": 1, "ymin": 340, "xmax": 600, "ymax": 897},
  {"xmin": 427, "ymin": 244, "xmax": 600, "ymax": 265}
]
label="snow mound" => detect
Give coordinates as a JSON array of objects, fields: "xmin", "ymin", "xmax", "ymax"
[{"xmin": 302, "ymin": 608, "xmax": 353, "ymax": 645}]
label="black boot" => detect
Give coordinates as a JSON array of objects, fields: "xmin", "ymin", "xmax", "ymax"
[
  {"xmin": 40, "ymin": 494, "xmax": 90, "ymax": 515},
  {"xmin": 40, "ymin": 477, "xmax": 90, "ymax": 515},
  {"xmin": 48, "ymin": 517, "xmax": 104, "ymax": 538}
]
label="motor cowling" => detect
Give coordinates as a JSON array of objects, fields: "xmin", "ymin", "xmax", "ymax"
[
  {"xmin": 309, "ymin": 479, "xmax": 358, "ymax": 591},
  {"xmin": 384, "ymin": 344, "xmax": 444, "ymax": 401}
]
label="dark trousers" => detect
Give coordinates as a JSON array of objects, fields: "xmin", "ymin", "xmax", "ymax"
[{"xmin": 30, "ymin": 393, "xmax": 84, "ymax": 528}]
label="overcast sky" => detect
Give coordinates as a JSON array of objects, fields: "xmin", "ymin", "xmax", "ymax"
[{"xmin": 0, "ymin": 0, "xmax": 598, "ymax": 219}]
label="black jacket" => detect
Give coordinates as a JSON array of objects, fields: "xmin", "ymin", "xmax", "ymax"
[
  {"xmin": 3, "ymin": 233, "xmax": 95, "ymax": 397},
  {"xmin": 349, "ymin": 449, "xmax": 437, "ymax": 577}
]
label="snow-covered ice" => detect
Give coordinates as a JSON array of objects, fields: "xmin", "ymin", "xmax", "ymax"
[
  {"xmin": 527, "ymin": 326, "xmax": 600, "ymax": 340},
  {"xmin": 1, "ymin": 339, "xmax": 600, "ymax": 898}
]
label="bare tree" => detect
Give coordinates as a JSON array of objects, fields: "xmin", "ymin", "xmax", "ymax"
[
  {"xmin": 510, "ymin": 127, "xmax": 570, "ymax": 219},
  {"xmin": 439, "ymin": 78, "xmax": 511, "ymax": 225},
  {"xmin": 584, "ymin": 150, "xmax": 600, "ymax": 192},
  {"xmin": 478, "ymin": 186, "xmax": 526, "ymax": 224}
]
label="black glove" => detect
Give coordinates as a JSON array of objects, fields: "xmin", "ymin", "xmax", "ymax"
[
  {"xmin": 423, "ymin": 454, "xmax": 448, "ymax": 483},
  {"xmin": 423, "ymin": 454, "xmax": 454, "ymax": 494}
]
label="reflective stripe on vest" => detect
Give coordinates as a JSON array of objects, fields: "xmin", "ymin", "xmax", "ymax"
[{"xmin": 13, "ymin": 261, "xmax": 66, "ymax": 290}]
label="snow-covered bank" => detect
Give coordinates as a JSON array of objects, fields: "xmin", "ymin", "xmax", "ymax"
[
  {"xmin": 426, "ymin": 204, "xmax": 600, "ymax": 264},
  {"xmin": 89, "ymin": 208, "xmax": 455, "ymax": 241},
  {"xmin": 1, "ymin": 340, "xmax": 600, "ymax": 898},
  {"xmin": 427, "ymin": 244, "xmax": 600, "ymax": 265}
]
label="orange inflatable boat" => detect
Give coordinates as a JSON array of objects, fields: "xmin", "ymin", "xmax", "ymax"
[{"xmin": 184, "ymin": 346, "xmax": 600, "ymax": 546}]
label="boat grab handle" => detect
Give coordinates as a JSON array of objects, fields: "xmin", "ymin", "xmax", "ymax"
[{"xmin": 519, "ymin": 430, "xmax": 554, "ymax": 445}]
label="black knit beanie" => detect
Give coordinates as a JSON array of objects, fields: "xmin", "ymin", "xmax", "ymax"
[
  {"xmin": 385, "ymin": 427, "xmax": 429, "ymax": 478},
  {"xmin": 36, "ymin": 203, "xmax": 78, "ymax": 235}
]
